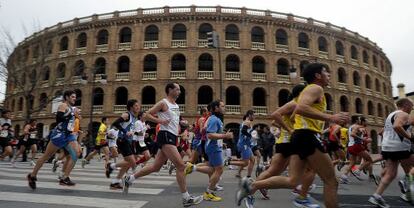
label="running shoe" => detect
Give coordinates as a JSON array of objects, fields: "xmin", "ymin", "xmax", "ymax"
[
  {"xmin": 182, "ymin": 195, "xmax": 203, "ymax": 207},
  {"xmin": 169, "ymin": 164, "xmax": 175, "ymax": 175},
  {"xmin": 291, "ymin": 188, "xmax": 310, "ymax": 198},
  {"xmin": 336, "ymin": 161, "xmax": 345, "ymax": 172},
  {"xmin": 339, "ymin": 176, "xmax": 350, "ymax": 184},
  {"xmin": 259, "ymin": 188, "xmax": 270, "ymax": 200},
  {"xmin": 122, "ymin": 175, "xmax": 131, "ymax": 195},
  {"xmin": 293, "ymin": 196, "xmax": 320, "ymax": 208},
  {"xmin": 380, "ymin": 160, "xmax": 385, "ymax": 168},
  {"xmin": 52, "ymin": 159, "xmax": 59, "ymax": 173},
  {"xmin": 110, "ymin": 182, "xmax": 123, "ymax": 190},
  {"xmin": 400, "ymin": 193, "xmax": 410, "ymax": 202},
  {"xmin": 235, "ymin": 177, "xmax": 253, "ymax": 206},
  {"xmin": 244, "ymin": 195, "xmax": 255, "ymax": 208},
  {"xmin": 255, "ymin": 165, "xmax": 264, "ymax": 177},
  {"xmin": 59, "ymin": 177, "xmax": 76, "ymax": 186},
  {"xmin": 399, "ymin": 179, "xmax": 407, "ymax": 194},
  {"xmin": 409, "ymin": 175, "xmax": 414, "ymax": 204},
  {"xmin": 224, "ymin": 157, "xmax": 232, "ymax": 166},
  {"xmin": 351, "ymin": 169, "xmax": 363, "ymax": 181},
  {"xmin": 105, "ymin": 163, "xmax": 114, "ymax": 178},
  {"xmin": 30, "ymin": 160, "xmax": 36, "ymax": 166},
  {"xmin": 370, "ymin": 174, "xmax": 380, "ymax": 186},
  {"xmin": 203, "ymin": 192, "xmax": 222, "ymax": 201},
  {"xmin": 81, "ymin": 159, "xmax": 87, "ymax": 168},
  {"xmin": 184, "ymin": 162, "xmax": 194, "ymax": 175},
  {"xmin": 368, "ymin": 195, "xmax": 390, "ymax": 208},
  {"xmin": 215, "ymin": 184, "xmax": 224, "ymax": 191},
  {"xmin": 27, "ymin": 173, "xmax": 37, "ymax": 190}
]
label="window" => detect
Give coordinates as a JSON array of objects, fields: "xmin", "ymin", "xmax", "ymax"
[
  {"xmin": 226, "ymin": 86, "xmax": 240, "ymax": 105},
  {"xmin": 60, "ymin": 36, "xmax": 69, "ymax": 51},
  {"xmin": 277, "ymin": 58, "xmax": 289, "ymax": 75},
  {"xmin": 74, "ymin": 60, "xmax": 85, "ymax": 76},
  {"xmin": 171, "ymin": 54, "xmax": 186, "ymax": 71},
  {"xmin": 353, "ymin": 71, "xmax": 360, "ymax": 86},
  {"xmin": 46, "ymin": 40, "xmax": 53, "ymax": 54},
  {"xmin": 176, "ymin": 85, "xmax": 185, "ymax": 104},
  {"xmin": 198, "ymin": 23, "xmax": 213, "ymax": 39},
  {"xmin": 42, "ymin": 67, "xmax": 50, "ymax": 81},
  {"xmin": 363, "ymin": 50, "xmax": 369, "ymax": 64},
  {"xmin": 225, "ymin": 24, "xmax": 239, "ymax": 40},
  {"xmin": 351, "ymin": 45, "xmax": 358, "ymax": 60},
  {"xmin": 172, "ymin": 24, "xmax": 187, "ymax": 40},
  {"xmin": 335, "ymin": 41, "xmax": 344, "ymax": 56},
  {"xmin": 57, "ymin": 63, "xmax": 66, "ymax": 78},
  {"xmin": 373, "ymin": 55, "xmax": 378, "ymax": 68},
  {"xmin": 278, "ymin": 89, "xmax": 290, "ymax": 107},
  {"xmin": 276, "ymin": 29, "xmax": 288, "ymax": 45},
  {"xmin": 144, "ymin": 25, "xmax": 159, "ymax": 41},
  {"xmin": 368, "ymin": 101, "xmax": 374, "ymax": 115},
  {"xmin": 299, "ymin": 60, "xmax": 309, "ymax": 77},
  {"xmin": 252, "ymin": 56, "xmax": 265, "ymax": 73},
  {"xmin": 142, "ymin": 86, "xmax": 156, "ymax": 104},
  {"xmin": 74, "ymin": 89, "xmax": 82, "ymax": 106},
  {"xmin": 117, "ymin": 56, "xmax": 130, "ymax": 73},
  {"xmin": 143, "ymin": 54, "xmax": 157, "ymax": 72},
  {"xmin": 365, "ymin": 75, "xmax": 372, "ymax": 89},
  {"xmin": 355, "ymin": 98, "xmax": 363, "ymax": 114},
  {"xmin": 251, "ymin": 26, "xmax": 264, "ymax": 43},
  {"xmin": 325, "ymin": 93, "xmax": 333, "ymax": 111},
  {"xmin": 115, "ymin": 87, "xmax": 128, "ymax": 105},
  {"xmin": 298, "ymin": 32, "xmax": 309, "ymax": 48},
  {"xmin": 225, "ymin": 54, "xmax": 240, "ymax": 72},
  {"xmin": 97, "ymin": 29, "xmax": 109, "ymax": 45},
  {"xmin": 338, "ymin": 68, "xmax": 346, "ymax": 83},
  {"xmin": 94, "ymin": 58, "xmax": 106, "ymax": 74},
  {"xmin": 253, "ymin": 88, "xmax": 266, "ymax": 106},
  {"xmin": 77, "ymin": 33, "xmax": 87, "ymax": 48},
  {"xmin": 318, "ymin": 37, "xmax": 328, "ymax": 52},
  {"xmin": 340, "ymin": 96, "xmax": 349, "ymax": 112},
  {"xmin": 198, "ymin": 86, "xmax": 213, "ymax": 104},
  {"xmin": 198, "ymin": 53, "xmax": 213, "ymax": 71},
  {"xmin": 93, "ymin": 88, "xmax": 104, "ymax": 105},
  {"xmin": 119, "ymin": 27, "xmax": 132, "ymax": 43}
]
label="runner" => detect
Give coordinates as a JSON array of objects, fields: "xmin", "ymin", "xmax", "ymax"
[
  {"xmin": 327, "ymin": 122, "xmax": 346, "ymax": 171},
  {"xmin": 27, "ymin": 90, "xmax": 80, "ymax": 189},
  {"xmin": 82, "ymin": 117, "xmax": 110, "ymax": 169},
  {"xmin": 107, "ymin": 127, "xmax": 119, "ymax": 163},
  {"xmin": 368, "ymin": 98, "xmax": 414, "ymax": 208},
  {"xmin": 184, "ymin": 100, "xmax": 233, "ymax": 202},
  {"xmin": 133, "ymin": 111, "xmax": 151, "ymax": 168},
  {"xmin": 122, "ymin": 82, "xmax": 203, "ymax": 207},
  {"xmin": 0, "ymin": 122, "xmax": 14, "ymax": 161},
  {"xmin": 236, "ymin": 63, "xmax": 349, "ymax": 208},
  {"xmin": 12, "ymin": 119, "xmax": 39, "ymax": 167}
]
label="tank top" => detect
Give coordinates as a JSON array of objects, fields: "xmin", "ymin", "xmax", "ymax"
[
  {"xmin": 382, "ymin": 110, "xmax": 412, "ymax": 152},
  {"xmin": 293, "ymin": 84, "xmax": 327, "ymax": 133},
  {"xmin": 348, "ymin": 124, "xmax": 363, "ymax": 146},
  {"xmin": 277, "ymin": 114, "xmax": 294, "ymax": 144},
  {"xmin": 328, "ymin": 125, "xmax": 341, "ymax": 142},
  {"xmin": 340, "ymin": 127, "xmax": 348, "ymax": 147},
  {"xmin": 28, "ymin": 126, "xmax": 38, "ymax": 140},
  {"xmin": 238, "ymin": 121, "xmax": 252, "ymax": 148},
  {"xmin": 158, "ymin": 98, "xmax": 180, "ymax": 136},
  {"xmin": 118, "ymin": 111, "xmax": 137, "ymax": 141},
  {"xmin": 56, "ymin": 106, "xmax": 74, "ymax": 133}
]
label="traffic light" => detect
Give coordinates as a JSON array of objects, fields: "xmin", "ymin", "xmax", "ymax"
[{"xmin": 206, "ymin": 31, "xmax": 219, "ymax": 48}]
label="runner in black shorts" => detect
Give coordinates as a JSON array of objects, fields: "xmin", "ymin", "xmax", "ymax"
[
  {"xmin": 0, "ymin": 123, "xmax": 13, "ymax": 160},
  {"xmin": 12, "ymin": 119, "xmax": 39, "ymax": 166}
]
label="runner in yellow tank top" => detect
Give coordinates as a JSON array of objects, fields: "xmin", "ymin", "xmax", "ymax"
[{"xmin": 236, "ymin": 63, "xmax": 349, "ymax": 208}]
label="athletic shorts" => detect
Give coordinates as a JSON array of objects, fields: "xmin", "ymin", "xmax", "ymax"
[
  {"xmin": 180, "ymin": 140, "xmax": 189, "ymax": 152},
  {"xmin": 382, "ymin": 151, "xmax": 411, "ymax": 161},
  {"xmin": 191, "ymin": 138, "xmax": 202, "ymax": 153},
  {"xmin": 207, "ymin": 151, "xmax": 223, "ymax": 167},
  {"xmin": 252, "ymin": 146, "xmax": 259, "ymax": 155},
  {"xmin": 49, "ymin": 129, "xmax": 71, "ymax": 149},
  {"xmin": 134, "ymin": 140, "xmax": 148, "ymax": 154},
  {"xmin": 67, "ymin": 134, "xmax": 77, "ymax": 142},
  {"xmin": 238, "ymin": 144, "xmax": 253, "ymax": 160},
  {"xmin": 291, "ymin": 129, "xmax": 326, "ymax": 160},
  {"xmin": 94, "ymin": 143, "xmax": 108, "ymax": 151},
  {"xmin": 156, "ymin": 130, "xmax": 178, "ymax": 148},
  {"xmin": 348, "ymin": 144, "xmax": 365, "ymax": 156},
  {"xmin": 108, "ymin": 139, "xmax": 117, "ymax": 148},
  {"xmin": 0, "ymin": 138, "xmax": 10, "ymax": 148},
  {"xmin": 275, "ymin": 142, "xmax": 293, "ymax": 158},
  {"xmin": 19, "ymin": 138, "xmax": 38, "ymax": 148},
  {"xmin": 327, "ymin": 140, "xmax": 341, "ymax": 152},
  {"xmin": 117, "ymin": 139, "xmax": 134, "ymax": 157}
]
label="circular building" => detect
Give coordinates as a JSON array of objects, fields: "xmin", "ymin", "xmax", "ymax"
[{"xmin": 4, "ymin": 6, "xmax": 394, "ymax": 148}]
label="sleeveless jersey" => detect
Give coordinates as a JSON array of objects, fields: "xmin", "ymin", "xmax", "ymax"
[
  {"xmin": 158, "ymin": 98, "xmax": 180, "ymax": 136},
  {"xmin": 382, "ymin": 110, "xmax": 412, "ymax": 152}
]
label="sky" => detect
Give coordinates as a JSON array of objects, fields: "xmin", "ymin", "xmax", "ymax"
[{"xmin": 0, "ymin": 0, "xmax": 413, "ymax": 101}]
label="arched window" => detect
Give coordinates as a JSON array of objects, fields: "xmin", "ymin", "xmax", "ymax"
[
  {"xmin": 117, "ymin": 56, "xmax": 130, "ymax": 73},
  {"xmin": 39, "ymin": 93, "xmax": 48, "ymax": 109},
  {"xmin": 29, "ymin": 69, "xmax": 37, "ymax": 84},
  {"xmin": 253, "ymin": 88, "xmax": 266, "ymax": 106},
  {"xmin": 276, "ymin": 29, "xmax": 288, "ymax": 45},
  {"xmin": 338, "ymin": 68, "xmax": 346, "ymax": 83},
  {"xmin": 57, "ymin": 63, "xmax": 66, "ymax": 78},
  {"xmin": 225, "ymin": 24, "xmax": 239, "ymax": 40},
  {"xmin": 385, "ymin": 106, "xmax": 389, "ymax": 116},
  {"xmin": 77, "ymin": 33, "xmax": 87, "ymax": 48},
  {"xmin": 145, "ymin": 25, "xmax": 159, "ymax": 41},
  {"xmin": 353, "ymin": 71, "xmax": 360, "ymax": 86},
  {"xmin": 355, "ymin": 98, "xmax": 363, "ymax": 114},
  {"xmin": 14, "ymin": 124, "xmax": 20, "ymax": 136},
  {"xmin": 93, "ymin": 88, "xmax": 104, "ymax": 105},
  {"xmin": 143, "ymin": 54, "xmax": 157, "ymax": 72},
  {"xmin": 198, "ymin": 86, "xmax": 213, "ymax": 104},
  {"xmin": 251, "ymin": 26, "xmax": 264, "ymax": 43},
  {"xmin": 74, "ymin": 89, "xmax": 82, "ymax": 106},
  {"xmin": 375, "ymin": 79, "xmax": 380, "ymax": 92},
  {"xmin": 176, "ymin": 85, "xmax": 185, "ymax": 104},
  {"xmin": 97, "ymin": 29, "xmax": 109, "ymax": 45},
  {"xmin": 60, "ymin": 36, "xmax": 69, "ymax": 51},
  {"xmin": 351, "ymin": 45, "xmax": 358, "ymax": 60},
  {"xmin": 365, "ymin": 75, "xmax": 372, "ymax": 89},
  {"xmin": 74, "ymin": 60, "xmax": 85, "ymax": 76},
  {"xmin": 171, "ymin": 54, "xmax": 186, "ymax": 71},
  {"xmin": 198, "ymin": 23, "xmax": 213, "ymax": 39},
  {"xmin": 383, "ymin": 83, "xmax": 386, "ymax": 94},
  {"xmin": 225, "ymin": 54, "xmax": 240, "ymax": 72},
  {"xmin": 172, "ymin": 24, "xmax": 187, "ymax": 40},
  {"xmin": 277, "ymin": 58, "xmax": 289, "ymax": 75},
  {"xmin": 142, "ymin": 86, "xmax": 156, "ymax": 104},
  {"xmin": 11, "ymin": 99, "xmax": 15, "ymax": 112},
  {"xmin": 94, "ymin": 57, "xmax": 106, "ymax": 74},
  {"xmin": 377, "ymin": 103, "xmax": 383, "ymax": 117},
  {"xmin": 21, "ymin": 73, "xmax": 26, "ymax": 86},
  {"xmin": 340, "ymin": 96, "xmax": 349, "ymax": 112},
  {"xmin": 46, "ymin": 40, "xmax": 53, "ymax": 54},
  {"xmin": 42, "ymin": 67, "xmax": 50, "ymax": 81},
  {"xmin": 318, "ymin": 37, "xmax": 328, "ymax": 52},
  {"xmin": 299, "ymin": 60, "xmax": 309, "ymax": 77},
  {"xmin": 252, "ymin": 56, "xmax": 265, "ymax": 73},
  {"xmin": 373, "ymin": 55, "xmax": 378, "ymax": 68},
  {"xmin": 119, "ymin": 27, "xmax": 132, "ymax": 43},
  {"xmin": 278, "ymin": 89, "xmax": 290, "ymax": 107},
  {"xmin": 18, "ymin": 97, "xmax": 24, "ymax": 111},
  {"xmin": 298, "ymin": 32, "xmax": 309, "ymax": 48},
  {"xmin": 198, "ymin": 53, "xmax": 213, "ymax": 71},
  {"xmin": 336, "ymin": 41, "xmax": 344, "ymax": 56},
  {"xmin": 363, "ymin": 50, "xmax": 369, "ymax": 64},
  {"xmin": 115, "ymin": 87, "xmax": 128, "ymax": 105},
  {"xmin": 325, "ymin": 93, "xmax": 333, "ymax": 111},
  {"xmin": 368, "ymin": 101, "xmax": 374, "ymax": 115},
  {"xmin": 226, "ymin": 86, "xmax": 240, "ymax": 105}
]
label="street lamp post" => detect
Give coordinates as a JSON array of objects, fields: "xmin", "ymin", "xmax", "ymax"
[{"xmin": 206, "ymin": 31, "xmax": 223, "ymax": 100}]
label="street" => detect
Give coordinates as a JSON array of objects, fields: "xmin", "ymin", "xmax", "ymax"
[{"xmin": 0, "ymin": 158, "xmax": 412, "ymax": 208}]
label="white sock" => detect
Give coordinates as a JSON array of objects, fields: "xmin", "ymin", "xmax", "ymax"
[
  {"xmin": 110, "ymin": 163, "xmax": 116, "ymax": 169},
  {"xmin": 128, "ymin": 175, "xmax": 135, "ymax": 182},
  {"xmin": 193, "ymin": 164, "xmax": 197, "ymax": 172},
  {"xmin": 373, "ymin": 193, "xmax": 381, "ymax": 198},
  {"xmin": 111, "ymin": 179, "xmax": 118, "ymax": 184},
  {"xmin": 207, "ymin": 188, "xmax": 215, "ymax": 193},
  {"xmin": 182, "ymin": 191, "xmax": 190, "ymax": 200}
]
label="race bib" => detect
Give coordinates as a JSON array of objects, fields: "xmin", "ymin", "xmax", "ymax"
[
  {"xmin": 30, "ymin": 133, "xmax": 37, "ymax": 139},
  {"xmin": 138, "ymin": 140, "xmax": 146, "ymax": 147},
  {"xmin": 0, "ymin": 130, "xmax": 8, "ymax": 138}
]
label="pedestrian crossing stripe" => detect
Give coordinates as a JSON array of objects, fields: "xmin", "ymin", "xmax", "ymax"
[{"xmin": 0, "ymin": 191, "xmax": 147, "ymax": 208}]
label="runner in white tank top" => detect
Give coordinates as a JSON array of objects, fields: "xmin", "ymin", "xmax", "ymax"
[{"xmin": 123, "ymin": 82, "xmax": 203, "ymax": 207}]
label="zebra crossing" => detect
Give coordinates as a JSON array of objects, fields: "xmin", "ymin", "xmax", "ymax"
[{"xmin": 0, "ymin": 159, "xmax": 178, "ymax": 208}]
